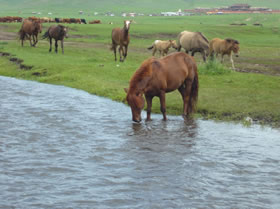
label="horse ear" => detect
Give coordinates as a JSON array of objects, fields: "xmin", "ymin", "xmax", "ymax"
[
  {"xmin": 225, "ymin": 38, "xmax": 232, "ymax": 43},
  {"xmin": 124, "ymin": 88, "xmax": 128, "ymax": 93}
]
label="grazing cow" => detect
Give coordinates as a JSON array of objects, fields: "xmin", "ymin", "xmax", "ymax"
[
  {"xmin": 147, "ymin": 40, "xmax": 178, "ymax": 57},
  {"xmin": 111, "ymin": 20, "xmax": 132, "ymax": 62},
  {"xmin": 81, "ymin": 19, "xmax": 87, "ymax": 24},
  {"xmin": 89, "ymin": 20, "xmax": 101, "ymax": 24},
  {"xmin": 177, "ymin": 31, "xmax": 209, "ymax": 62},
  {"xmin": 209, "ymin": 38, "xmax": 240, "ymax": 69}
]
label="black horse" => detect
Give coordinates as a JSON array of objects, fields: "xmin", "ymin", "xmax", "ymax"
[{"xmin": 43, "ymin": 25, "xmax": 68, "ymax": 54}]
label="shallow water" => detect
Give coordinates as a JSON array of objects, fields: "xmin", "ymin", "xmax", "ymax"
[{"xmin": 0, "ymin": 76, "xmax": 279, "ymax": 208}]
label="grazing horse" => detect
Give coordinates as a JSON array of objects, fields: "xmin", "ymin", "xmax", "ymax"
[
  {"xmin": 111, "ymin": 20, "xmax": 132, "ymax": 62},
  {"xmin": 42, "ymin": 25, "xmax": 68, "ymax": 54},
  {"xmin": 124, "ymin": 52, "xmax": 199, "ymax": 122},
  {"xmin": 19, "ymin": 19, "xmax": 42, "ymax": 47},
  {"xmin": 177, "ymin": 30, "xmax": 209, "ymax": 62},
  {"xmin": 147, "ymin": 40, "xmax": 178, "ymax": 57},
  {"xmin": 209, "ymin": 38, "xmax": 240, "ymax": 69}
]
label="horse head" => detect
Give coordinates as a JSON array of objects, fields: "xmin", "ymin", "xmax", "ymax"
[
  {"xmin": 63, "ymin": 26, "xmax": 69, "ymax": 38},
  {"xmin": 170, "ymin": 40, "xmax": 178, "ymax": 50},
  {"xmin": 226, "ymin": 38, "xmax": 240, "ymax": 57},
  {"xmin": 34, "ymin": 21, "xmax": 42, "ymax": 33},
  {"xmin": 124, "ymin": 88, "xmax": 145, "ymax": 122},
  {"xmin": 124, "ymin": 20, "xmax": 132, "ymax": 31}
]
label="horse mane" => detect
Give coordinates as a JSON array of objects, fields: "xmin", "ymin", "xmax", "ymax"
[
  {"xmin": 129, "ymin": 58, "xmax": 154, "ymax": 93},
  {"xmin": 197, "ymin": 32, "xmax": 209, "ymax": 43}
]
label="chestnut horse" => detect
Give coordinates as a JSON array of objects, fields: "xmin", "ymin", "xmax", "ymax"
[
  {"xmin": 111, "ymin": 20, "xmax": 132, "ymax": 62},
  {"xmin": 42, "ymin": 25, "xmax": 68, "ymax": 54},
  {"xmin": 19, "ymin": 19, "xmax": 42, "ymax": 47},
  {"xmin": 124, "ymin": 52, "xmax": 199, "ymax": 122}
]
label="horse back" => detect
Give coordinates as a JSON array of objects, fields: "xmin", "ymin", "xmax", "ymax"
[
  {"xmin": 210, "ymin": 38, "xmax": 225, "ymax": 53},
  {"xmin": 152, "ymin": 52, "xmax": 196, "ymax": 92}
]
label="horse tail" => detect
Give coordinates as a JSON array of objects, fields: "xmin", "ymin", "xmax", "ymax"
[
  {"xmin": 42, "ymin": 31, "xmax": 49, "ymax": 39},
  {"xmin": 18, "ymin": 29, "xmax": 25, "ymax": 40},
  {"xmin": 188, "ymin": 60, "xmax": 199, "ymax": 114}
]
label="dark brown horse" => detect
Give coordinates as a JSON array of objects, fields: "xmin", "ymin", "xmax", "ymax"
[
  {"xmin": 42, "ymin": 25, "xmax": 68, "ymax": 54},
  {"xmin": 124, "ymin": 52, "xmax": 199, "ymax": 122},
  {"xmin": 19, "ymin": 19, "xmax": 42, "ymax": 47},
  {"xmin": 111, "ymin": 20, "xmax": 132, "ymax": 62}
]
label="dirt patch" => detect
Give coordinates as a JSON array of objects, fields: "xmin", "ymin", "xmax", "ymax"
[
  {"xmin": 9, "ymin": 57, "xmax": 23, "ymax": 65},
  {"xmin": 0, "ymin": 52, "xmax": 11, "ymax": 56},
  {"xmin": 131, "ymin": 32, "xmax": 177, "ymax": 40},
  {"xmin": 70, "ymin": 34, "xmax": 99, "ymax": 39},
  {"xmin": 0, "ymin": 51, "xmax": 33, "ymax": 70},
  {"xmin": 0, "ymin": 25, "xmax": 17, "ymax": 40},
  {"xmin": 19, "ymin": 64, "xmax": 33, "ymax": 70},
  {"xmin": 32, "ymin": 69, "xmax": 47, "ymax": 76}
]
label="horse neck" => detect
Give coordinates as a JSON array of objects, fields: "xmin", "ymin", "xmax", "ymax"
[{"xmin": 122, "ymin": 27, "xmax": 129, "ymax": 39}]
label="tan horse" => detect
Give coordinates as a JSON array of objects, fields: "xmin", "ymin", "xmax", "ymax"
[
  {"xmin": 209, "ymin": 38, "xmax": 240, "ymax": 69},
  {"xmin": 19, "ymin": 19, "xmax": 42, "ymax": 47},
  {"xmin": 177, "ymin": 30, "xmax": 209, "ymax": 62},
  {"xmin": 111, "ymin": 20, "xmax": 132, "ymax": 62},
  {"xmin": 124, "ymin": 52, "xmax": 199, "ymax": 122},
  {"xmin": 147, "ymin": 40, "xmax": 178, "ymax": 57}
]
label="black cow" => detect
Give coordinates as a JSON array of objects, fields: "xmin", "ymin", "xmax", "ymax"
[
  {"xmin": 81, "ymin": 18, "xmax": 87, "ymax": 24},
  {"xmin": 55, "ymin": 18, "xmax": 60, "ymax": 23}
]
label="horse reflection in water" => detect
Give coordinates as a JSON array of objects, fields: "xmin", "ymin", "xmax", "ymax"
[{"xmin": 125, "ymin": 52, "xmax": 199, "ymax": 122}]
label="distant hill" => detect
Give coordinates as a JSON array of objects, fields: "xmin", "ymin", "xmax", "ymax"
[{"xmin": 1, "ymin": 0, "xmax": 279, "ymax": 14}]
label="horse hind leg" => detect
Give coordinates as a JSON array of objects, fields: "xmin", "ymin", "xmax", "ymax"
[
  {"xmin": 49, "ymin": 38, "xmax": 52, "ymax": 52},
  {"xmin": 178, "ymin": 79, "xmax": 193, "ymax": 117}
]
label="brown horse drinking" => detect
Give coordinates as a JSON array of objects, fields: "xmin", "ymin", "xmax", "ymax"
[
  {"xmin": 124, "ymin": 52, "xmax": 199, "ymax": 122},
  {"xmin": 111, "ymin": 20, "xmax": 132, "ymax": 62},
  {"xmin": 19, "ymin": 19, "xmax": 42, "ymax": 47},
  {"xmin": 42, "ymin": 25, "xmax": 68, "ymax": 54}
]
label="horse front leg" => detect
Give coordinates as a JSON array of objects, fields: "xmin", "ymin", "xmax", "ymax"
[
  {"xmin": 55, "ymin": 40, "xmax": 58, "ymax": 53},
  {"xmin": 123, "ymin": 45, "xmax": 128, "ymax": 61},
  {"xmin": 31, "ymin": 35, "xmax": 36, "ymax": 47},
  {"xmin": 145, "ymin": 95, "xmax": 153, "ymax": 121},
  {"xmin": 28, "ymin": 35, "xmax": 32, "ymax": 47},
  {"xmin": 159, "ymin": 91, "xmax": 167, "ymax": 121},
  {"xmin": 61, "ymin": 39, "xmax": 64, "ymax": 54},
  {"xmin": 49, "ymin": 38, "xmax": 52, "ymax": 52},
  {"xmin": 230, "ymin": 54, "xmax": 235, "ymax": 69},
  {"xmin": 119, "ymin": 46, "xmax": 123, "ymax": 62}
]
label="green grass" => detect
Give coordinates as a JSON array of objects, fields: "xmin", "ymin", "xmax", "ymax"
[
  {"xmin": 0, "ymin": 14, "xmax": 280, "ymax": 126},
  {"xmin": 1, "ymin": 0, "xmax": 280, "ymax": 15}
]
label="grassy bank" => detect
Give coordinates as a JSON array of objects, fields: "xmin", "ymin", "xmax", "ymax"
[{"xmin": 0, "ymin": 14, "xmax": 280, "ymax": 126}]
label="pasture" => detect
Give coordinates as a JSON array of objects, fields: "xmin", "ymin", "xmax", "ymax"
[{"xmin": 0, "ymin": 14, "xmax": 280, "ymax": 126}]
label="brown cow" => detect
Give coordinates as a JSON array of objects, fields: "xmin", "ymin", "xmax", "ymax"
[
  {"xmin": 209, "ymin": 38, "xmax": 240, "ymax": 69},
  {"xmin": 89, "ymin": 20, "xmax": 101, "ymax": 24}
]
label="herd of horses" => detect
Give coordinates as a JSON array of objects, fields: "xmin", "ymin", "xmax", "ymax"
[{"xmin": 16, "ymin": 18, "xmax": 240, "ymax": 122}]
